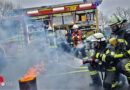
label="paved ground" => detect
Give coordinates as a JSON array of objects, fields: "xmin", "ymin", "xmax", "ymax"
[{"xmin": 0, "ymin": 54, "xmax": 130, "ymax": 90}]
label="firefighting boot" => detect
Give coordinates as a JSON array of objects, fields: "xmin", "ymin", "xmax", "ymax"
[
  {"xmin": 88, "ymin": 64, "xmax": 102, "ymax": 87},
  {"xmin": 116, "ymin": 74, "xmax": 126, "ymax": 87},
  {"xmin": 89, "ymin": 73, "xmax": 102, "ymax": 87},
  {"xmin": 127, "ymin": 77, "xmax": 130, "ymax": 86}
]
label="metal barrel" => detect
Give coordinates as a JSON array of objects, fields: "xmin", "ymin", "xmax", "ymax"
[{"xmin": 19, "ymin": 77, "xmax": 37, "ymax": 90}]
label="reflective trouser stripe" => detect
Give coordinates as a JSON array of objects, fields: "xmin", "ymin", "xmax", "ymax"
[
  {"xmin": 89, "ymin": 70, "xmax": 98, "ymax": 75},
  {"xmin": 48, "ymin": 38, "xmax": 57, "ymax": 48},
  {"xmin": 127, "ymin": 50, "xmax": 130, "ymax": 55},
  {"xmin": 112, "ymin": 81, "xmax": 119, "ymax": 88},
  {"xmin": 125, "ymin": 62, "xmax": 130, "ymax": 72},
  {"xmin": 114, "ymin": 54, "xmax": 123, "ymax": 58},
  {"xmin": 106, "ymin": 67, "xmax": 116, "ymax": 71},
  {"xmin": 49, "ymin": 46, "xmax": 57, "ymax": 48}
]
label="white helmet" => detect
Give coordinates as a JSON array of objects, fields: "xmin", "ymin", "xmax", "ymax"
[
  {"xmin": 72, "ymin": 24, "xmax": 79, "ymax": 29},
  {"xmin": 108, "ymin": 15, "xmax": 122, "ymax": 26},
  {"xmin": 91, "ymin": 33, "xmax": 106, "ymax": 42},
  {"xmin": 47, "ymin": 26, "xmax": 53, "ymax": 30}
]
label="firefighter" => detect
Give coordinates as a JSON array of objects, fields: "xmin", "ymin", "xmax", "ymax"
[
  {"xmin": 83, "ymin": 33, "xmax": 123, "ymax": 89},
  {"xmin": 108, "ymin": 15, "xmax": 130, "ymax": 47},
  {"xmin": 99, "ymin": 38, "xmax": 125, "ymax": 89},
  {"xmin": 108, "ymin": 15, "xmax": 130, "ymax": 85},
  {"xmin": 46, "ymin": 26, "xmax": 58, "ymax": 62},
  {"xmin": 72, "ymin": 24, "xmax": 83, "ymax": 47},
  {"xmin": 82, "ymin": 33, "xmax": 107, "ymax": 87},
  {"xmin": 47, "ymin": 26, "xmax": 57, "ymax": 48},
  {"xmin": 109, "ymin": 38, "xmax": 130, "ymax": 86}
]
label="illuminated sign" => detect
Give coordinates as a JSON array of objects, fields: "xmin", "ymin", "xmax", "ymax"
[
  {"xmin": 65, "ymin": 5, "xmax": 78, "ymax": 11},
  {"xmin": 53, "ymin": 7, "xmax": 64, "ymax": 11},
  {"xmin": 27, "ymin": 10, "xmax": 38, "ymax": 14},
  {"xmin": 79, "ymin": 3, "xmax": 92, "ymax": 8}
]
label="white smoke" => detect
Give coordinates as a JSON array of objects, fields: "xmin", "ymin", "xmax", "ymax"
[{"xmin": 0, "ymin": 1, "xmax": 104, "ymax": 90}]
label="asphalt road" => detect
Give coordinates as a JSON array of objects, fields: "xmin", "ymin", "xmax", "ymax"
[{"xmin": 0, "ymin": 54, "xmax": 130, "ymax": 90}]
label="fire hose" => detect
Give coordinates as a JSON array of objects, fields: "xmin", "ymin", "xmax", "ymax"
[{"xmin": 82, "ymin": 58, "xmax": 104, "ymax": 80}]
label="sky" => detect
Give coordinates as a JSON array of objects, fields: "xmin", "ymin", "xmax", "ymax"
[
  {"xmin": 98, "ymin": 0, "xmax": 130, "ymax": 16},
  {"xmin": 12, "ymin": 0, "xmax": 130, "ymax": 16}
]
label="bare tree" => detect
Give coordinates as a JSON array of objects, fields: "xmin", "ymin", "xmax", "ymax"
[
  {"xmin": 115, "ymin": 7, "xmax": 130, "ymax": 22},
  {"xmin": 98, "ymin": 11, "xmax": 108, "ymax": 32},
  {"xmin": 0, "ymin": 0, "xmax": 22, "ymax": 17}
]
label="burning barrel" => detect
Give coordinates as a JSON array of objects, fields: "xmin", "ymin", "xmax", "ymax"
[{"xmin": 19, "ymin": 75, "xmax": 37, "ymax": 90}]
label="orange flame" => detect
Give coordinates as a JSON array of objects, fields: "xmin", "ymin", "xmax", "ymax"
[{"xmin": 20, "ymin": 61, "xmax": 46, "ymax": 82}]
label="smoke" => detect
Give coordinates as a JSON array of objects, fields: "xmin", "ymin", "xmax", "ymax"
[
  {"xmin": 0, "ymin": 1, "xmax": 104, "ymax": 90},
  {"xmin": 0, "ymin": 14, "xmax": 98, "ymax": 90},
  {"xmin": 0, "ymin": 20, "xmax": 101, "ymax": 90}
]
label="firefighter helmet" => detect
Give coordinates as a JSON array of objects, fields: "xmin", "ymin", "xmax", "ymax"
[
  {"xmin": 108, "ymin": 15, "xmax": 122, "ymax": 26},
  {"xmin": 108, "ymin": 15, "xmax": 123, "ymax": 33},
  {"xmin": 109, "ymin": 38, "xmax": 117, "ymax": 47},
  {"xmin": 47, "ymin": 26, "xmax": 53, "ymax": 34},
  {"xmin": 90, "ymin": 33, "xmax": 106, "ymax": 50},
  {"xmin": 91, "ymin": 33, "xmax": 106, "ymax": 42},
  {"xmin": 72, "ymin": 24, "xmax": 79, "ymax": 29},
  {"xmin": 47, "ymin": 26, "xmax": 53, "ymax": 30}
]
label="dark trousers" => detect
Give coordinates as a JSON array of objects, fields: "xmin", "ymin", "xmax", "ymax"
[
  {"xmin": 116, "ymin": 58, "xmax": 130, "ymax": 85},
  {"xmin": 103, "ymin": 70, "xmax": 120, "ymax": 89},
  {"xmin": 88, "ymin": 64, "xmax": 102, "ymax": 86}
]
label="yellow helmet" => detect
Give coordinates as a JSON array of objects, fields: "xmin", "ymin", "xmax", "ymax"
[{"xmin": 109, "ymin": 38, "xmax": 117, "ymax": 47}]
